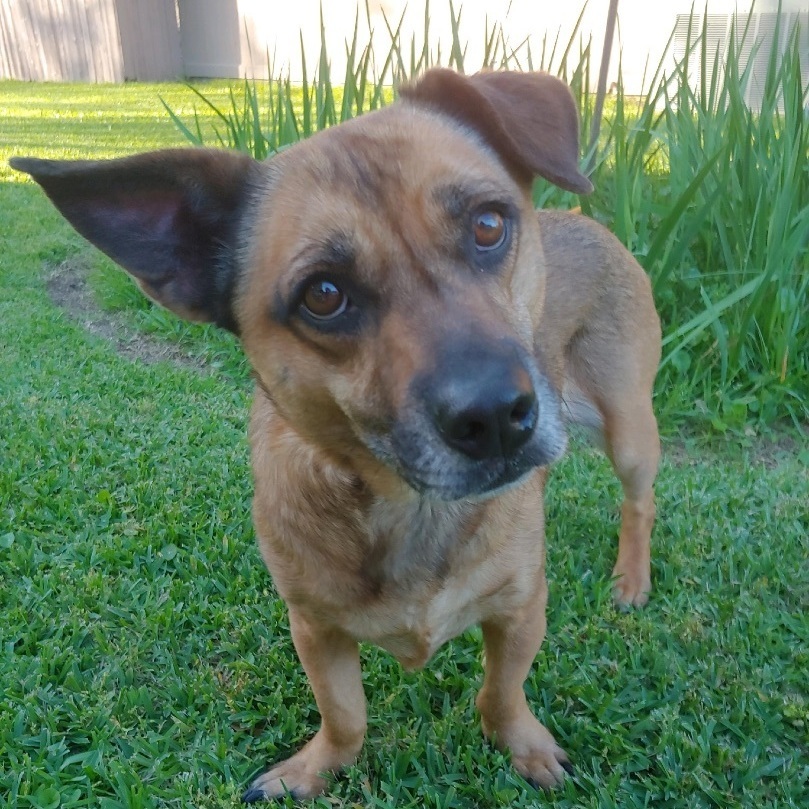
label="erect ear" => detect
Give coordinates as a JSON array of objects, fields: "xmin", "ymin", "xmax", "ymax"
[
  {"xmin": 400, "ymin": 68, "xmax": 593, "ymax": 195},
  {"xmin": 10, "ymin": 148, "xmax": 261, "ymax": 333}
]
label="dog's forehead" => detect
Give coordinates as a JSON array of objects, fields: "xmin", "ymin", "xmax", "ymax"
[
  {"xmin": 314, "ymin": 105, "xmax": 504, "ymax": 181},
  {"xmin": 248, "ymin": 106, "xmax": 521, "ymax": 280},
  {"xmin": 266, "ymin": 106, "xmax": 516, "ymax": 218}
]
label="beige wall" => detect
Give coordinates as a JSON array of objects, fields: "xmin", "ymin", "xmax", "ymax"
[
  {"xmin": 117, "ymin": 0, "xmax": 182, "ymax": 81},
  {"xmin": 1, "ymin": 0, "xmax": 124, "ymax": 82},
  {"xmin": 1, "ymin": 0, "xmax": 805, "ymax": 90},
  {"xmin": 0, "ymin": 0, "xmax": 181, "ymax": 81},
  {"xmin": 177, "ymin": 0, "xmax": 241, "ymax": 78}
]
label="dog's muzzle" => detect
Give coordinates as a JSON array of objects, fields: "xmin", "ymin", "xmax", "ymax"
[{"xmin": 373, "ymin": 338, "xmax": 567, "ymax": 501}]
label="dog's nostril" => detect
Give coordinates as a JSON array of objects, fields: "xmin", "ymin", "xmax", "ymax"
[
  {"xmin": 453, "ymin": 419, "xmax": 487, "ymax": 443},
  {"xmin": 509, "ymin": 394, "xmax": 536, "ymax": 429},
  {"xmin": 440, "ymin": 410, "xmax": 497, "ymax": 459},
  {"xmin": 436, "ymin": 388, "xmax": 538, "ymax": 461},
  {"xmin": 425, "ymin": 340, "xmax": 540, "ymax": 462}
]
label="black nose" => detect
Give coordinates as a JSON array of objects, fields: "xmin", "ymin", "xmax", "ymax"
[{"xmin": 430, "ymin": 353, "xmax": 538, "ymax": 460}]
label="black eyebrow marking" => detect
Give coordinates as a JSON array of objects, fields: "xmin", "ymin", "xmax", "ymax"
[
  {"xmin": 433, "ymin": 182, "xmax": 515, "ymax": 219},
  {"xmin": 293, "ymin": 231, "xmax": 356, "ymax": 272},
  {"xmin": 269, "ymin": 286, "xmax": 290, "ymax": 324},
  {"xmin": 269, "ymin": 230, "xmax": 386, "ymax": 349},
  {"xmin": 269, "ymin": 231, "xmax": 356, "ymax": 325}
]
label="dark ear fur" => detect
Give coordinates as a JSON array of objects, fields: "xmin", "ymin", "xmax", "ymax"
[
  {"xmin": 400, "ymin": 69, "xmax": 593, "ymax": 195},
  {"xmin": 10, "ymin": 148, "xmax": 260, "ymax": 333}
]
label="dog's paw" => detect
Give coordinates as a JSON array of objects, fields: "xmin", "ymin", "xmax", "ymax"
[
  {"xmin": 481, "ymin": 708, "xmax": 571, "ymax": 789},
  {"xmin": 510, "ymin": 728, "xmax": 572, "ymax": 789},
  {"xmin": 242, "ymin": 753, "xmax": 329, "ymax": 802},
  {"xmin": 242, "ymin": 730, "xmax": 362, "ymax": 802},
  {"xmin": 611, "ymin": 564, "xmax": 651, "ymax": 608}
]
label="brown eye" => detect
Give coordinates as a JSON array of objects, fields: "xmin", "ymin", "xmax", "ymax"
[
  {"xmin": 473, "ymin": 210, "xmax": 506, "ymax": 250},
  {"xmin": 302, "ymin": 280, "xmax": 348, "ymax": 320}
]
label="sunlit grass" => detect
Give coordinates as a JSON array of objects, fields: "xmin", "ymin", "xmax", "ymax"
[{"xmin": 0, "ymin": 81, "xmax": 238, "ymax": 172}]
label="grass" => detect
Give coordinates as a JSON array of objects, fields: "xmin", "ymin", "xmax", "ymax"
[
  {"xmin": 1, "ymin": 11, "xmax": 808, "ymax": 809},
  {"xmin": 0, "ymin": 81, "xmax": 244, "ymax": 163}
]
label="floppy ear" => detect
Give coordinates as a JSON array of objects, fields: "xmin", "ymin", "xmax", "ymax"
[
  {"xmin": 10, "ymin": 148, "xmax": 260, "ymax": 333},
  {"xmin": 400, "ymin": 68, "xmax": 593, "ymax": 195}
]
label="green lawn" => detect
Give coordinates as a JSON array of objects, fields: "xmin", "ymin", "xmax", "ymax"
[{"xmin": 1, "ymin": 81, "xmax": 807, "ymax": 808}]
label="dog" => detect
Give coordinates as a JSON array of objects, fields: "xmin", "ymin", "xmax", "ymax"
[{"xmin": 12, "ymin": 67, "xmax": 661, "ymax": 802}]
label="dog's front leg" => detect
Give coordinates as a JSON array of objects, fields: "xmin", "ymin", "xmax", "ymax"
[
  {"xmin": 243, "ymin": 610, "xmax": 367, "ymax": 802},
  {"xmin": 476, "ymin": 573, "xmax": 572, "ymax": 788}
]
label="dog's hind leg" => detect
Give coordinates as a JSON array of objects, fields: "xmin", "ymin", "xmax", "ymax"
[
  {"xmin": 242, "ymin": 611, "xmax": 367, "ymax": 802},
  {"xmin": 564, "ymin": 330, "xmax": 660, "ymax": 607},
  {"xmin": 602, "ymin": 397, "xmax": 660, "ymax": 607}
]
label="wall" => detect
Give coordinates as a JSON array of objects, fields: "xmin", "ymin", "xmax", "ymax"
[
  {"xmin": 0, "ymin": 0, "xmax": 181, "ymax": 82},
  {"xmin": 1, "ymin": 0, "xmax": 806, "ymax": 93},
  {"xmin": 177, "ymin": 0, "xmax": 241, "ymax": 78},
  {"xmin": 116, "ymin": 0, "xmax": 182, "ymax": 81},
  {"xmin": 245, "ymin": 0, "xmax": 808, "ymax": 93},
  {"xmin": 0, "ymin": 0, "xmax": 124, "ymax": 82}
]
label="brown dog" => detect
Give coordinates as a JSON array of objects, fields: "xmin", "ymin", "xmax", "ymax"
[{"xmin": 12, "ymin": 68, "xmax": 660, "ymax": 802}]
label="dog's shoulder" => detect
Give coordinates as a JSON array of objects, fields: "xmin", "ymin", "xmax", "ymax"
[{"xmin": 536, "ymin": 209, "xmax": 625, "ymax": 268}]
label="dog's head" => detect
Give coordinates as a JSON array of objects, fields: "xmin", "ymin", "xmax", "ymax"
[{"xmin": 12, "ymin": 69, "xmax": 591, "ymax": 501}]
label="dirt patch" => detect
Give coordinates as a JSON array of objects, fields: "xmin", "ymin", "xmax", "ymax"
[
  {"xmin": 662, "ymin": 426, "xmax": 807, "ymax": 470},
  {"xmin": 46, "ymin": 259, "xmax": 206, "ymax": 371},
  {"xmin": 748, "ymin": 429, "xmax": 807, "ymax": 469}
]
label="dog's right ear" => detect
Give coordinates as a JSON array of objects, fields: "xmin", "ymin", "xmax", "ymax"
[{"xmin": 10, "ymin": 148, "xmax": 260, "ymax": 333}]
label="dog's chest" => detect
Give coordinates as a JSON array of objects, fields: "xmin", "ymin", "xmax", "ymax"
[
  {"xmin": 339, "ymin": 498, "xmax": 541, "ymax": 669},
  {"xmin": 347, "ymin": 564, "xmax": 534, "ymax": 670},
  {"xmin": 255, "ymin": 438, "xmax": 547, "ymax": 670}
]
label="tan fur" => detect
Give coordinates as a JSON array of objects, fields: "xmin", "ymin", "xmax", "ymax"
[{"xmin": 13, "ymin": 68, "xmax": 661, "ymax": 802}]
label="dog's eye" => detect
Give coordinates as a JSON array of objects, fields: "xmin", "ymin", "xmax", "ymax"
[
  {"xmin": 473, "ymin": 211, "xmax": 506, "ymax": 250},
  {"xmin": 301, "ymin": 280, "xmax": 348, "ymax": 320}
]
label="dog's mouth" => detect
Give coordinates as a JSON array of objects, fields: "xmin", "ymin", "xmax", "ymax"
[{"xmin": 394, "ymin": 449, "xmax": 554, "ymax": 502}]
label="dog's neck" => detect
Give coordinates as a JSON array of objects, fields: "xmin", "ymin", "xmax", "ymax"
[{"xmin": 362, "ymin": 495, "xmax": 486, "ymax": 591}]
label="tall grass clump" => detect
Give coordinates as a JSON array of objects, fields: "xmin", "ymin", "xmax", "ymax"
[
  {"xmin": 643, "ymin": 11, "xmax": 809, "ymax": 430},
  {"xmin": 166, "ymin": 3, "xmax": 808, "ymax": 432}
]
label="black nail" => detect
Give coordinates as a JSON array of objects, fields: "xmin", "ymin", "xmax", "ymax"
[
  {"xmin": 561, "ymin": 759, "xmax": 575, "ymax": 776},
  {"xmin": 241, "ymin": 786, "xmax": 266, "ymax": 803}
]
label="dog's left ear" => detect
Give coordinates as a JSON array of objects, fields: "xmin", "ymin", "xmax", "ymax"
[
  {"xmin": 11, "ymin": 148, "xmax": 260, "ymax": 333},
  {"xmin": 401, "ymin": 69, "xmax": 593, "ymax": 195}
]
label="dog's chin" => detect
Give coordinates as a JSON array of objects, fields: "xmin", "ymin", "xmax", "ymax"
[
  {"xmin": 362, "ymin": 428, "xmax": 568, "ymax": 503},
  {"xmin": 402, "ymin": 461, "xmax": 536, "ymax": 503}
]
